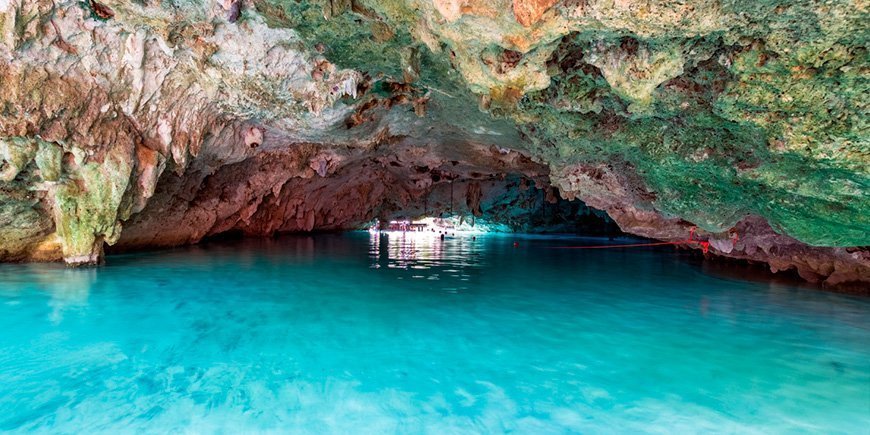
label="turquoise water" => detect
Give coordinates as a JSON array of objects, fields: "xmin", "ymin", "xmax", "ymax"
[{"xmin": 0, "ymin": 232, "xmax": 868, "ymax": 434}]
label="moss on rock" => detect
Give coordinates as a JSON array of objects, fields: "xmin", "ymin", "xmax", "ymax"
[{"xmin": 52, "ymin": 146, "xmax": 133, "ymax": 265}]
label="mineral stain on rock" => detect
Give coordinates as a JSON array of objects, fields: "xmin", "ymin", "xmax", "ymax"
[{"xmin": 0, "ymin": 0, "xmax": 867, "ymax": 291}]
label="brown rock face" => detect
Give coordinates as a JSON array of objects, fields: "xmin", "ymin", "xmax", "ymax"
[
  {"xmin": 0, "ymin": 0, "xmax": 867, "ymax": 293},
  {"xmin": 512, "ymin": 0, "xmax": 557, "ymax": 27},
  {"xmin": 115, "ymin": 138, "xmax": 552, "ymax": 248}
]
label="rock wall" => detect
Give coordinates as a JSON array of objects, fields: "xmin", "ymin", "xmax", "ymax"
[{"xmin": 0, "ymin": 0, "xmax": 867, "ymax": 290}]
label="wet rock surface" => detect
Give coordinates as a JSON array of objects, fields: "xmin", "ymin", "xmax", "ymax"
[{"xmin": 0, "ymin": 0, "xmax": 867, "ymax": 290}]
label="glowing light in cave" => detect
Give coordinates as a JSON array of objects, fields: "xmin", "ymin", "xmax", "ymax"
[{"xmin": 367, "ymin": 216, "xmax": 509, "ymax": 234}]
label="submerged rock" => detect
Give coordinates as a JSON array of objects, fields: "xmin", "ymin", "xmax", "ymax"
[{"xmin": 0, "ymin": 0, "xmax": 866, "ymax": 288}]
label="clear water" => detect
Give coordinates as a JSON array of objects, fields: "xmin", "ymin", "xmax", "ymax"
[{"xmin": 0, "ymin": 232, "xmax": 868, "ymax": 434}]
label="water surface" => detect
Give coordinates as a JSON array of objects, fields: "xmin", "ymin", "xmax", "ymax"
[{"xmin": 0, "ymin": 232, "xmax": 868, "ymax": 433}]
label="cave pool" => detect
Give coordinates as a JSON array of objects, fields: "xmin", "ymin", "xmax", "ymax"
[{"xmin": 0, "ymin": 232, "xmax": 868, "ymax": 433}]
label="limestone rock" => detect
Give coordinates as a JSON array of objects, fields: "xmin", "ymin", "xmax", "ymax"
[{"xmin": 0, "ymin": 0, "xmax": 865, "ymax": 290}]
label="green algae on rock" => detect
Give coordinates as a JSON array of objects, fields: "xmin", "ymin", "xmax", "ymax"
[{"xmin": 0, "ymin": 0, "xmax": 867, "ymax": 289}]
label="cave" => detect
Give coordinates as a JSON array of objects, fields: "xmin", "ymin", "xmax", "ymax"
[{"xmin": 0, "ymin": 0, "xmax": 868, "ymax": 432}]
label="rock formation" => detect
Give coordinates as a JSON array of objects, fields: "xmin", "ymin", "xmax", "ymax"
[{"xmin": 0, "ymin": 0, "xmax": 867, "ymax": 290}]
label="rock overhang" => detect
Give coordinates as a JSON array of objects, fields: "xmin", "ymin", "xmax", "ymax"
[{"xmin": 0, "ymin": 0, "xmax": 867, "ymax": 290}]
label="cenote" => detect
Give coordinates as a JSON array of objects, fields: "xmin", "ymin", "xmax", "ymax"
[
  {"xmin": 2, "ymin": 0, "xmax": 870, "ymax": 432},
  {"xmin": 1, "ymin": 232, "xmax": 867, "ymax": 433}
]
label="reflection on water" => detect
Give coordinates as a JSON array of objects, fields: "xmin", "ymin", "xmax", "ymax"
[
  {"xmin": 0, "ymin": 265, "xmax": 96, "ymax": 324},
  {"xmin": 0, "ymin": 232, "xmax": 868, "ymax": 433},
  {"xmin": 369, "ymin": 232, "xmax": 486, "ymax": 276},
  {"xmin": 369, "ymin": 232, "xmax": 484, "ymax": 290}
]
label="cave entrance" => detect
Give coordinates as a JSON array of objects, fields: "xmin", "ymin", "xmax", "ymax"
[
  {"xmin": 371, "ymin": 178, "xmax": 625, "ymax": 238},
  {"xmin": 370, "ymin": 216, "xmax": 501, "ymax": 234}
]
